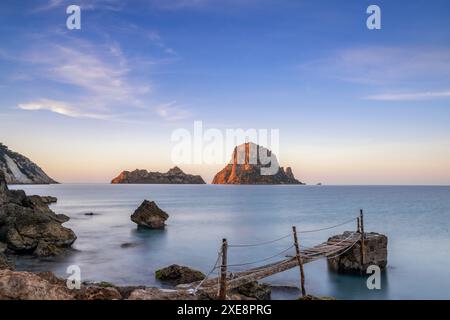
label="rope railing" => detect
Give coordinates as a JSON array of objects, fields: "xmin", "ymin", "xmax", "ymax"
[
  {"xmin": 192, "ymin": 249, "xmax": 222, "ymax": 294},
  {"xmin": 302, "ymin": 232, "xmax": 360, "ymax": 257},
  {"xmin": 227, "ymin": 216, "xmax": 358, "ymax": 248},
  {"xmin": 296, "ymin": 217, "xmax": 358, "ymax": 234},
  {"xmin": 226, "ymin": 244, "xmax": 295, "ymax": 268}
]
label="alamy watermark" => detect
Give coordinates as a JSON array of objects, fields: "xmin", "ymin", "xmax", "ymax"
[
  {"xmin": 66, "ymin": 5, "xmax": 81, "ymax": 30},
  {"xmin": 171, "ymin": 121, "xmax": 280, "ymax": 175},
  {"xmin": 367, "ymin": 5, "xmax": 381, "ymax": 30},
  {"xmin": 66, "ymin": 265, "xmax": 81, "ymax": 290},
  {"xmin": 366, "ymin": 265, "xmax": 381, "ymax": 290}
]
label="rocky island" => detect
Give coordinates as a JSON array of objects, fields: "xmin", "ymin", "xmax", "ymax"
[
  {"xmin": 212, "ymin": 142, "xmax": 304, "ymax": 185},
  {"xmin": 111, "ymin": 166, "xmax": 205, "ymax": 184},
  {"xmin": 0, "ymin": 143, "xmax": 57, "ymax": 184}
]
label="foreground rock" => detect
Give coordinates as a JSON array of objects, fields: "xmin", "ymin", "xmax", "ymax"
[
  {"xmin": 0, "ymin": 171, "xmax": 76, "ymax": 256},
  {"xmin": 0, "ymin": 270, "xmax": 127, "ymax": 300},
  {"xmin": 0, "ymin": 269, "xmax": 198, "ymax": 300},
  {"xmin": 327, "ymin": 231, "xmax": 388, "ymax": 273},
  {"xmin": 39, "ymin": 196, "xmax": 57, "ymax": 205},
  {"xmin": 231, "ymin": 281, "xmax": 271, "ymax": 300},
  {"xmin": 155, "ymin": 264, "xmax": 205, "ymax": 285},
  {"xmin": 0, "ymin": 269, "xmax": 274, "ymax": 300},
  {"xmin": 212, "ymin": 142, "xmax": 304, "ymax": 185},
  {"xmin": 131, "ymin": 200, "xmax": 169, "ymax": 229},
  {"xmin": 111, "ymin": 166, "xmax": 206, "ymax": 184},
  {"xmin": 0, "ymin": 143, "xmax": 57, "ymax": 184},
  {"xmin": 0, "ymin": 253, "xmax": 13, "ymax": 270},
  {"xmin": 298, "ymin": 295, "xmax": 336, "ymax": 300}
]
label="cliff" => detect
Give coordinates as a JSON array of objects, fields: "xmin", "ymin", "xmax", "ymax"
[
  {"xmin": 111, "ymin": 166, "xmax": 206, "ymax": 184},
  {"xmin": 212, "ymin": 142, "xmax": 304, "ymax": 185},
  {"xmin": 0, "ymin": 143, "xmax": 57, "ymax": 184}
]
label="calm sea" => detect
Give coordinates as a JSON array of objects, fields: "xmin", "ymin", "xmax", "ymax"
[{"xmin": 10, "ymin": 184, "xmax": 450, "ymax": 300}]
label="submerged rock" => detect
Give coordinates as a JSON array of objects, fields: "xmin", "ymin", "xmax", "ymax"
[
  {"xmin": 0, "ymin": 171, "xmax": 76, "ymax": 257},
  {"xmin": 111, "ymin": 166, "xmax": 206, "ymax": 184},
  {"xmin": 212, "ymin": 142, "xmax": 304, "ymax": 185},
  {"xmin": 39, "ymin": 196, "xmax": 57, "ymax": 205},
  {"xmin": 155, "ymin": 264, "xmax": 205, "ymax": 285},
  {"xmin": 0, "ymin": 253, "xmax": 13, "ymax": 270},
  {"xmin": 131, "ymin": 200, "xmax": 169, "ymax": 229},
  {"xmin": 232, "ymin": 281, "xmax": 271, "ymax": 300}
]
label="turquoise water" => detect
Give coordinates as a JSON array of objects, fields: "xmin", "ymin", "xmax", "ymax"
[{"xmin": 10, "ymin": 184, "xmax": 450, "ymax": 300}]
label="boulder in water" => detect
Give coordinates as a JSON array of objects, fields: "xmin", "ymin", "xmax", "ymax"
[
  {"xmin": 155, "ymin": 264, "xmax": 205, "ymax": 285},
  {"xmin": 131, "ymin": 200, "xmax": 169, "ymax": 229}
]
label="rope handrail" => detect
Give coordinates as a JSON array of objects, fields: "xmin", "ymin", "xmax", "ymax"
[
  {"xmin": 302, "ymin": 232, "xmax": 360, "ymax": 257},
  {"xmin": 228, "ymin": 234, "xmax": 291, "ymax": 248},
  {"xmin": 226, "ymin": 244, "xmax": 295, "ymax": 268},
  {"xmin": 193, "ymin": 249, "xmax": 222, "ymax": 293},
  {"xmin": 296, "ymin": 217, "xmax": 358, "ymax": 234},
  {"xmin": 325, "ymin": 237, "xmax": 361, "ymax": 260},
  {"xmin": 227, "ymin": 216, "xmax": 358, "ymax": 248}
]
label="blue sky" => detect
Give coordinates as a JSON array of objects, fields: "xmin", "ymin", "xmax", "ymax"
[{"xmin": 0, "ymin": 0, "xmax": 450, "ymax": 184}]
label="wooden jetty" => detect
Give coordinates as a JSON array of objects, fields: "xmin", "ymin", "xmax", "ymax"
[{"xmin": 182, "ymin": 209, "xmax": 387, "ymax": 299}]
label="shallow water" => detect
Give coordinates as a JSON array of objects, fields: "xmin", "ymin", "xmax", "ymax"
[{"xmin": 10, "ymin": 184, "xmax": 450, "ymax": 300}]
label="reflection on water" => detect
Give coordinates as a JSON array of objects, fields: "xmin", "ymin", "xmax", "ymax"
[{"xmin": 10, "ymin": 184, "xmax": 450, "ymax": 300}]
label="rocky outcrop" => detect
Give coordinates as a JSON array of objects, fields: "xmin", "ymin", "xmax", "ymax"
[
  {"xmin": 231, "ymin": 281, "xmax": 271, "ymax": 300},
  {"xmin": 131, "ymin": 200, "xmax": 169, "ymax": 229},
  {"xmin": 327, "ymin": 232, "xmax": 388, "ymax": 274},
  {"xmin": 39, "ymin": 196, "xmax": 57, "ymax": 205},
  {"xmin": 111, "ymin": 166, "xmax": 205, "ymax": 184},
  {"xmin": 212, "ymin": 142, "xmax": 304, "ymax": 185},
  {"xmin": 0, "ymin": 253, "xmax": 13, "ymax": 270},
  {"xmin": 155, "ymin": 264, "xmax": 205, "ymax": 285},
  {"xmin": 0, "ymin": 171, "xmax": 76, "ymax": 256},
  {"xmin": 0, "ymin": 143, "xmax": 57, "ymax": 184},
  {"xmin": 0, "ymin": 270, "xmax": 127, "ymax": 300},
  {"xmin": 127, "ymin": 288, "xmax": 198, "ymax": 300}
]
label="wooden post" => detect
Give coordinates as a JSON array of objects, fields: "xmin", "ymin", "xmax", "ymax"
[
  {"xmin": 357, "ymin": 217, "xmax": 361, "ymax": 233},
  {"xmin": 359, "ymin": 209, "xmax": 366, "ymax": 271},
  {"xmin": 218, "ymin": 238, "xmax": 228, "ymax": 300},
  {"xmin": 292, "ymin": 226, "xmax": 306, "ymax": 297}
]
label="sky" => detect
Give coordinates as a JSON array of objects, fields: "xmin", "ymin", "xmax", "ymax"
[{"xmin": 0, "ymin": 0, "xmax": 450, "ymax": 184}]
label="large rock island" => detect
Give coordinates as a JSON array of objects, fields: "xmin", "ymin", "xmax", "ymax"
[
  {"xmin": 0, "ymin": 143, "xmax": 57, "ymax": 184},
  {"xmin": 212, "ymin": 142, "xmax": 304, "ymax": 185},
  {"xmin": 111, "ymin": 166, "xmax": 206, "ymax": 184}
]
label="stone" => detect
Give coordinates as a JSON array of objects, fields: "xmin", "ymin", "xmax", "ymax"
[
  {"xmin": 0, "ymin": 253, "xmax": 13, "ymax": 270},
  {"xmin": 0, "ymin": 171, "xmax": 77, "ymax": 257},
  {"xmin": 298, "ymin": 295, "xmax": 336, "ymax": 300},
  {"xmin": 155, "ymin": 264, "xmax": 205, "ymax": 285},
  {"xmin": 233, "ymin": 281, "xmax": 271, "ymax": 300},
  {"xmin": 111, "ymin": 166, "xmax": 206, "ymax": 184},
  {"xmin": 0, "ymin": 143, "xmax": 57, "ymax": 184},
  {"xmin": 212, "ymin": 142, "xmax": 304, "ymax": 185},
  {"xmin": 327, "ymin": 231, "xmax": 388, "ymax": 274},
  {"xmin": 0, "ymin": 270, "xmax": 74, "ymax": 300},
  {"xmin": 131, "ymin": 200, "xmax": 169, "ymax": 229},
  {"xmin": 39, "ymin": 196, "xmax": 57, "ymax": 204},
  {"xmin": 127, "ymin": 288, "xmax": 198, "ymax": 300}
]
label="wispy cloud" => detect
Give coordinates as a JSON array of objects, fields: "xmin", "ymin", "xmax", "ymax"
[
  {"xmin": 366, "ymin": 90, "xmax": 450, "ymax": 101},
  {"xmin": 17, "ymin": 99, "xmax": 108, "ymax": 119},
  {"xmin": 156, "ymin": 101, "xmax": 191, "ymax": 121},
  {"xmin": 32, "ymin": 0, "xmax": 124, "ymax": 13},
  {"xmin": 300, "ymin": 46, "xmax": 450, "ymax": 85}
]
